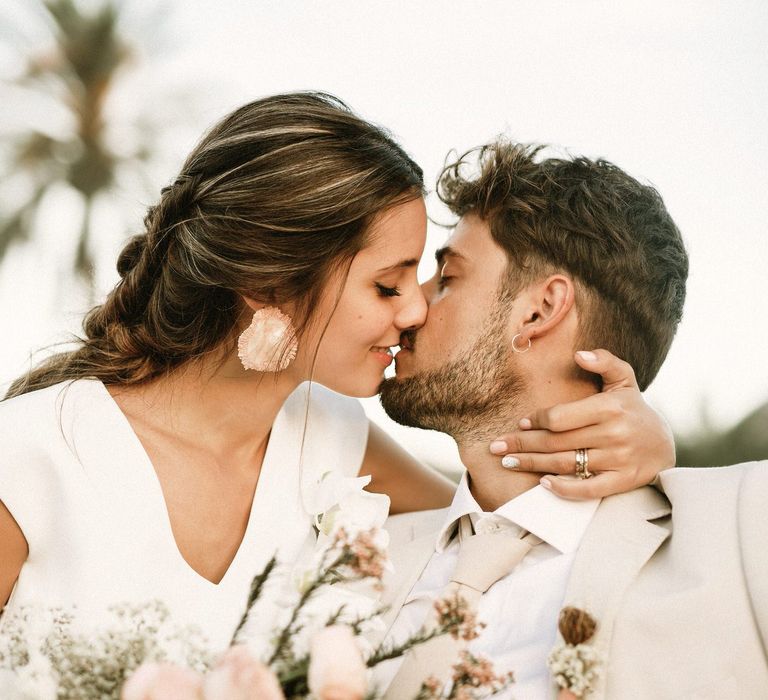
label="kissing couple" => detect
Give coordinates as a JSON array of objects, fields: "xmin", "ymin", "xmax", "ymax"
[{"xmin": 0, "ymin": 92, "xmax": 765, "ymax": 699}]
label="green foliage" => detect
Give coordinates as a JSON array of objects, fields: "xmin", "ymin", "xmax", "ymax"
[{"xmin": 675, "ymin": 400, "xmax": 768, "ymax": 467}]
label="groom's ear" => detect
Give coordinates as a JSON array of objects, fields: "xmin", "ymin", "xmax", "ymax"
[{"xmin": 515, "ymin": 274, "xmax": 576, "ymax": 343}]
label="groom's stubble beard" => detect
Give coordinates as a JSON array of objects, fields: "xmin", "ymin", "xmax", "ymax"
[{"xmin": 379, "ymin": 300, "xmax": 526, "ymax": 443}]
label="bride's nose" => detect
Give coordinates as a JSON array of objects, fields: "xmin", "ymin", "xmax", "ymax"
[{"xmin": 394, "ymin": 284, "xmax": 428, "ymax": 330}]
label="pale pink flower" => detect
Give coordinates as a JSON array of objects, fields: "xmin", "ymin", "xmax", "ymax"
[
  {"xmin": 308, "ymin": 625, "xmax": 367, "ymax": 700},
  {"xmin": 333, "ymin": 527, "xmax": 389, "ymax": 582},
  {"xmin": 202, "ymin": 645, "xmax": 285, "ymax": 700},
  {"xmin": 418, "ymin": 676, "xmax": 445, "ymax": 699},
  {"xmin": 450, "ymin": 650, "xmax": 515, "ymax": 697},
  {"xmin": 121, "ymin": 662, "xmax": 203, "ymax": 700},
  {"xmin": 556, "ymin": 690, "xmax": 580, "ymax": 700},
  {"xmin": 434, "ymin": 591, "xmax": 485, "ymax": 641}
]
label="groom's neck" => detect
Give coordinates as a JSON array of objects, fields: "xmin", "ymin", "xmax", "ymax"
[
  {"xmin": 455, "ymin": 378, "xmax": 597, "ymax": 512},
  {"xmin": 456, "ymin": 440, "xmax": 541, "ymax": 511}
]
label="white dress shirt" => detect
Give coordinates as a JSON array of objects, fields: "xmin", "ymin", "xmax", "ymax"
[{"xmin": 377, "ymin": 472, "xmax": 600, "ymax": 699}]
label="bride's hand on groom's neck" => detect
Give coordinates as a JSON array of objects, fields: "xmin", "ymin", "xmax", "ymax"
[{"xmin": 488, "ymin": 349, "xmax": 675, "ymax": 501}]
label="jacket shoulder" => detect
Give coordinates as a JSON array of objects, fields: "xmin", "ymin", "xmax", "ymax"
[{"xmin": 657, "ymin": 462, "xmax": 765, "ymax": 506}]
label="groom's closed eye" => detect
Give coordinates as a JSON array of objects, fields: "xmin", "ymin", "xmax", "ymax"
[
  {"xmin": 437, "ymin": 263, "xmax": 454, "ymax": 290},
  {"xmin": 434, "ymin": 246, "xmax": 465, "ymax": 283}
]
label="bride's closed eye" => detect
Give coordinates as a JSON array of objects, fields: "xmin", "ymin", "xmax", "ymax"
[{"xmin": 375, "ymin": 282, "xmax": 401, "ymax": 297}]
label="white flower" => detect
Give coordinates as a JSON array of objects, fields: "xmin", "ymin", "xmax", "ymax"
[
  {"xmin": 306, "ymin": 472, "xmax": 391, "ymax": 561},
  {"xmin": 328, "ymin": 487, "xmax": 390, "ymax": 536},
  {"xmin": 305, "ymin": 472, "xmax": 389, "ymax": 532}
]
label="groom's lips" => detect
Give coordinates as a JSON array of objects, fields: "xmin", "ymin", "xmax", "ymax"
[
  {"xmin": 394, "ymin": 332, "xmax": 416, "ymax": 373},
  {"xmin": 399, "ymin": 331, "xmax": 416, "ymax": 352}
]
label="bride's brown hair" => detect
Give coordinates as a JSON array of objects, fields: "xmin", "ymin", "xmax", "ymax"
[{"xmin": 5, "ymin": 92, "xmax": 424, "ymax": 399}]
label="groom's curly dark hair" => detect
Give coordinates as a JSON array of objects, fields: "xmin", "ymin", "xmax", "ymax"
[{"xmin": 437, "ymin": 140, "xmax": 689, "ymax": 391}]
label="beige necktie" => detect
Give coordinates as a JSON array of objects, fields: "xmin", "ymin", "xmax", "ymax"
[{"xmin": 383, "ymin": 515, "xmax": 541, "ymax": 699}]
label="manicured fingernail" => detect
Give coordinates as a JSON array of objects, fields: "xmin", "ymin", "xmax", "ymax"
[
  {"xmin": 490, "ymin": 440, "xmax": 507, "ymax": 454},
  {"xmin": 501, "ymin": 455, "xmax": 520, "ymax": 469},
  {"xmin": 576, "ymin": 350, "xmax": 598, "ymax": 362},
  {"xmin": 518, "ymin": 418, "xmax": 532, "ymax": 430},
  {"xmin": 540, "ymin": 477, "xmax": 553, "ymax": 490}
]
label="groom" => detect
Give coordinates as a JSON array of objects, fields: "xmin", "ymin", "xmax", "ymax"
[{"xmin": 374, "ymin": 142, "xmax": 768, "ymax": 698}]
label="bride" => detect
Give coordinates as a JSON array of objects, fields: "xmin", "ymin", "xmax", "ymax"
[{"xmin": 0, "ymin": 92, "xmax": 673, "ymax": 651}]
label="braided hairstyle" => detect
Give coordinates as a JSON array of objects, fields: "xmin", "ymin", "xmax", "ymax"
[{"xmin": 5, "ymin": 92, "xmax": 424, "ymax": 398}]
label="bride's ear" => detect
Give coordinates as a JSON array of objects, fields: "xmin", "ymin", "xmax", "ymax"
[
  {"xmin": 240, "ymin": 295, "xmax": 298, "ymax": 321},
  {"xmin": 241, "ymin": 296, "xmax": 263, "ymax": 314},
  {"xmin": 516, "ymin": 274, "xmax": 575, "ymax": 343}
]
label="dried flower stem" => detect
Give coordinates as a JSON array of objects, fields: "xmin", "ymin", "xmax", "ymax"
[{"xmin": 230, "ymin": 555, "xmax": 278, "ymax": 645}]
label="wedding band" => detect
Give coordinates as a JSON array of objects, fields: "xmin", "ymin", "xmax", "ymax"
[{"xmin": 575, "ymin": 448, "xmax": 592, "ymax": 479}]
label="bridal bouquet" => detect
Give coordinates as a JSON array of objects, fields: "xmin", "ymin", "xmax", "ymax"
[{"xmin": 0, "ymin": 473, "xmax": 513, "ymax": 699}]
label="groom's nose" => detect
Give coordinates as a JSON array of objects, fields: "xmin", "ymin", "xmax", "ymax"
[{"xmin": 394, "ymin": 284, "xmax": 428, "ymax": 330}]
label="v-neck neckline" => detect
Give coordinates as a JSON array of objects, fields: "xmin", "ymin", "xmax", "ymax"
[{"xmin": 88, "ymin": 378, "xmax": 284, "ymax": 589}]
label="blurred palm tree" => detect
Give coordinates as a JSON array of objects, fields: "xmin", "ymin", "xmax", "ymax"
[{"xmin": 0, "ymin": 0, "xmax": 152, "ymax": 291}]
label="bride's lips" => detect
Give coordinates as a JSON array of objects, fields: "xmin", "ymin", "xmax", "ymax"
[{"xmin": 370, "ymin": 346, "xmax": 394, "ymax": 367}]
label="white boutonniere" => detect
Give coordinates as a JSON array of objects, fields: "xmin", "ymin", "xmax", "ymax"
[{"xmin": 547, "ymin": 607, "xmax": 601, "ymax": 699}]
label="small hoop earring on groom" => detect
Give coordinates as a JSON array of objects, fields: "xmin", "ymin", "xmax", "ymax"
[
  {"xmin": 512, "ymin": 333, "xmax": 531, "ymax": 354},
  {"xmin": 237, "ymin": 307, "xmax": 298, "ymax": 372}
]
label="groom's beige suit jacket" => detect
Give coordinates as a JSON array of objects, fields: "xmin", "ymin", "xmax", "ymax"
[{"xmin": 373, "ymin": 462, "xmax": 768, "ymax": 699}]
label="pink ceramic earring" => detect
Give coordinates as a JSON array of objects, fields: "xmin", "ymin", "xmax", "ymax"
[{"xmin": 237, "ymin": 307, "xmax": 298, "ymax": 372}]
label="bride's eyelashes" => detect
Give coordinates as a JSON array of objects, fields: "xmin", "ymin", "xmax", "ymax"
[{"xmin": 375, "ymin": 282, "xmax": 401, "ymax": 297}]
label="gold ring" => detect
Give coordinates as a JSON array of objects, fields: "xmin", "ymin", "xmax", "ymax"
[{"xmin": 575, "ymin": 448, "xmax": 592, "ymax": 479}]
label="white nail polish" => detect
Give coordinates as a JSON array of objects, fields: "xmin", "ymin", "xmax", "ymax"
[{"xmin": 501, "ymin": 455, "xmax": 520, "ymax": 469}]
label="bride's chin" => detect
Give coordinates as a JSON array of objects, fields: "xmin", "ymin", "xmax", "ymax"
[
  {"xmin": 354, "ymin": 372, "xmax": 387, "ymax": 398},
  {"xmin": 316, "ymin": 371, "xmax": 383, "ymax": 399}
]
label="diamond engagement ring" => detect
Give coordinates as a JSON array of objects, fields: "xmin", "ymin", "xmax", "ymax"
[{"xmin": 575, "ymin": 448, "xmax": 592, "ymax": 479}]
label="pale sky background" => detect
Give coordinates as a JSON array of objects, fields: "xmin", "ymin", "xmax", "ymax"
[{"xmin": 1, "ymin": 0, "xmax": 767, "ymax": 470}]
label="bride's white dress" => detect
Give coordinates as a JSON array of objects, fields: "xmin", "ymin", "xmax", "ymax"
[{"xmin": 0, "ymin": 379, "xmax": 368, "ymax": 651}]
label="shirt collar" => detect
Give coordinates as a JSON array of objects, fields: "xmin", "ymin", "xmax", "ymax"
[
  {"xmin": 435, "ymin": 471, "xmax": 482, "ymax": 551},
  {"xmin": 435, "ymin": 471, "xmax": 600, "ymax": 554}
]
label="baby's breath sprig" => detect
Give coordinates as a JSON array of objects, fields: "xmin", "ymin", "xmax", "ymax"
[
  {"xmin": 0, "ymin": 600, "xmax": 214, "ymax": 700},
  {"xmin": 547, "ymin": 606, "xmax": 601, "ymax": 699}
]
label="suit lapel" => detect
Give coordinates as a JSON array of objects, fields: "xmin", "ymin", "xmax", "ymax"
[
  {"xmin": 736, "ymin": 463, "xmax": 768, "ymax": 653},
  {"xmin": 555, "ymin": 487, "xmax": 671, "ymax": 700},
  {"xmin": 379, "ymin": 533, "xmax": 438, "ymax": 635},
  {"xmin": 368, "ymin": 511, "xmax": 444, "ymax": 649}
]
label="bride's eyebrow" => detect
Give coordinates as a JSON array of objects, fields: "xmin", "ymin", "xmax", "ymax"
[{"xmin": 375, "ymin": 258, "xmax": 420, "ymax": 273}]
